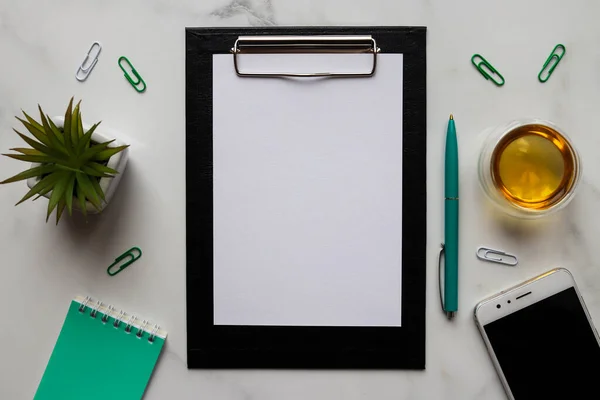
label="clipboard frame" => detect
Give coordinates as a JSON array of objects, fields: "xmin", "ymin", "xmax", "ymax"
[{"xmin": 186, "ymin": 26, "xmax": 427, "ymax": 369}]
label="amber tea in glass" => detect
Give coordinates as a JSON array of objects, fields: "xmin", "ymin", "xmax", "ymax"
[{"xmin": 490, "ymin": 124, "xmax": 577, "ymax": 210}]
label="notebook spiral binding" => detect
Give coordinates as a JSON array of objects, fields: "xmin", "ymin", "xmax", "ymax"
[{"xmin": 77, "ymin": 296, "xmax": 164, "ymax": 344}]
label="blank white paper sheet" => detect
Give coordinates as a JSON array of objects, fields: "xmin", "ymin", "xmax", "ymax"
[{"xmin": 212, "ymin": 53, "xmax": 403, "ymax": 327}]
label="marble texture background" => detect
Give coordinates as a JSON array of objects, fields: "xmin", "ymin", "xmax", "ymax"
[{"xmin": 2, "ymin": 0, "xmax": 600, "ymax": 399}]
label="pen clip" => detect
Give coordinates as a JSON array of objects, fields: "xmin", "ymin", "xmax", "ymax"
[{"xmin": 438, "ymin": 244, "xmax": 445, "ymax": 313}]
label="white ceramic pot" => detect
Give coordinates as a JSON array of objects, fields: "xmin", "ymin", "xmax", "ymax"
[{"xmin": 26, "ymin": 116, "xmax": 129, "ymax": 214}]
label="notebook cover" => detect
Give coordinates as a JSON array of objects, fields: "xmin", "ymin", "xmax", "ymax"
[
  {"xmin": 35, "ymin": 300, "xmax": 165, "ymax": 399},
  {"xmin": 186, "ymin": 26, "xmax": 426, "ymax": 369}
]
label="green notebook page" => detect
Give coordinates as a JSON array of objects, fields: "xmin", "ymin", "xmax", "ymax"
[{"xmin": 35, "ymin": 299, "xmax": 166, "ymax": 400}]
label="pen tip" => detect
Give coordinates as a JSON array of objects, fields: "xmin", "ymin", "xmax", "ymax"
[{"xmin": 449, "ymin": 114, "xmax": 454, "ymax": 120}]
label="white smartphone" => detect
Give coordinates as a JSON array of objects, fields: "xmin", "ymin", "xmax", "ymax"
[{"xmin": 475, "ymin": 268, "xmax": 600, "ymax": 399}]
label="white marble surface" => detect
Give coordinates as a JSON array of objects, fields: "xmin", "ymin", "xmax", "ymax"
[{"xmin": 2, "ymin": 0, "xmax": 600, "ymax": 399}]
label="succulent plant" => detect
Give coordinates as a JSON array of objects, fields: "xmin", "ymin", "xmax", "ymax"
[{"xmin": 1, "ymin": 98, "xmax": 128, "ymax": 223}]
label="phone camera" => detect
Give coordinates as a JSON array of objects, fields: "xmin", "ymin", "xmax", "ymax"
[
  {"xmin": 507, "ymin": 300, "xmax": 511, "ymax": 304},
  {"xmin": 496, "ymin": 304, "xmax": 501, "ymax": 309}
]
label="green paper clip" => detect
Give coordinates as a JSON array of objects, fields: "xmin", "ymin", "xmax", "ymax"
[
  {"xmin": 471, "ymin": 54, "xmax": 505, "ymax": 86},
  {"xmin": 538, "ymin": 44, "xmax": 566, "ymax": 83},
  {"xmin": 118, "ymin": 56, "xmax": 146, "ymax": 92},
  {"xmin": 107, "ymin": 247, "xmax": 142, "ymax": 276}
]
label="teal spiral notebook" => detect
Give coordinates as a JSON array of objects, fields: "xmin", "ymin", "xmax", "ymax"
[{"xmin": 35, "ymin": 296, "xmax": 167, "ymax": 399}]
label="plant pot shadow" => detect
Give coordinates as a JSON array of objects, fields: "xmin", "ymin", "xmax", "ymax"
[{"xmin": 59, "ymin": 161, "xmax": 136, "ymax": 260}]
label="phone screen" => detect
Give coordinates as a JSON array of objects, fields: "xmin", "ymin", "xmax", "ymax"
[{"xmin": 484, "ymin": 287, "xmax": 600, "ymax": 399}]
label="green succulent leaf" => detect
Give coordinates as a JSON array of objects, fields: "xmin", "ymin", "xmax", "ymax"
[
  {"xmin": 13, "ymin": 129, "xmax": 66, "ymax": 160},
  {"xmin": 88, "ymin": 162, "xmax": 118, "ymax": 175},
  {"xmin": 55, "ymin": 164, "xmax": 82, "ymax": 174},
  {"xmin": 0, "ymin": 165, "xmax": 56, "ymax": 184},
  {"xmin": 76, "ymin": 183, "xmax": 88, "ymax": 218},
  {"xmin": 48, "ymin": 117, "xmax": 72, "ymax": 157},
  {"xmin": 78, "ymin": 140, "xmax": 115, "ymax": 163},
  {"xmin": 21, "ymin": 110, "xmax": 45, "ymax": 133},
  {"xmin": 75, "ymin": 172, "xmax": 102, "ymax": 211},
  {"xmin": 38, "ymin": 107, "xmax": 66, "ymax": 153},
  {"xmin": 16, "ymin": 116, "xmax": 51, "ymax": 147},
  {"xmin": 9, "ymin": 148, "xmax": 43, "ymax": 156},
  {"xmin": 90, "ymin": 175, "xmax": 105, "ymax": 201},
  {"xmin": 3, "ymin": 153, "xmax": 62, "ymax": 164},
  {"xmin": 47, "ymin": 172, "xmax": 69, "ymax": 222},
  {"xmin": 34, "ymin": 184, "xmax": 55, "ymax": 200},
  {"xmin": 46, "ymin": 115, "xmax": 65, "ymax": 144},
  {"xmin": 64, "ymin": 98, "xmax": 73, "ymax": 148},
  {"xmin": 15, "ymin": 172, "xmax": 63, "ymax": 205},
  {"xmin": 77, "ymin": 112, "xmax": 84, "ymax": 140},
  {"xmin": 93, "ymin": 145, "xmax": 129, "ymax": 162},
  {"xmin": 55, "ymin": 199, "xmax": 66, "ymax": 225},
  {"xmin": 75, "ymin": 122, "xmax": 100, "ymax": 155},
  {"xmin": 80, "ymin": 165, "xmax": 112, "ymax": 178},
  {"xmin": 32, "ymin": 178, "xmax": 61, "ymax": 201},
  {"xmin": 71, "ymin": 101, "xmax": 81, "ymax": 147},
  {"xmin": 65, "ymin": 173, "xmax": 75, "ymax": 216}
]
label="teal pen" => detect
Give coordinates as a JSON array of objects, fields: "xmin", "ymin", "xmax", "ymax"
[{"xmin": 443, "ymin": 114, "xmax": 459, "ymax": 319}]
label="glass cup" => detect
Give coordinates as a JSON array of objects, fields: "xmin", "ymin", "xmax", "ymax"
[{"xmin": 478, "ymin": 119, "xmax": 581, "ymax": 219}]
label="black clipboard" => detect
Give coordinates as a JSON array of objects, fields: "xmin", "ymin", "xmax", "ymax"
[{"xmin": 186, "ymin": 26, "xmax": 426, "ymax": 369}]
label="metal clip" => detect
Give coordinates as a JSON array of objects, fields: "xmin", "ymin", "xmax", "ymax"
[
  {"xmin": 231, "ymin": 35, "xmax": 379, "ymax": 78},
  {"xmin": 118, "ymin": 56, "xmax": 146, "ymax": 92},
  {"xmin": 476, "ymin": 247, "xmax": 518, "ymax": 266},
  {"xmin": 75, "ymin": 42, "xmax": 102, "ymax": 82},
  {"xmin": 538, "ymin": 44, "xmax": 566, "ymax": 83},
  {"xmin": 107, "ymin": 247, "xmax": 142, "ymax": 276},
  {"xmin": 438, "ymin": 244, "xmax": 446, "ymax": 314},
  {"xmin": 471, "ymin": 54, "xmax": 505, "ymax": 86}
]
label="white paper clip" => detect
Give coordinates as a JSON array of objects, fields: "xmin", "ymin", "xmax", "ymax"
[
  {"xmin": 76, "ymin": 41, "xmax": 102, "ymax": 82},
  {"xmin": 476, "ymin": 247, "xmax": 518, "ymax": 266}
]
